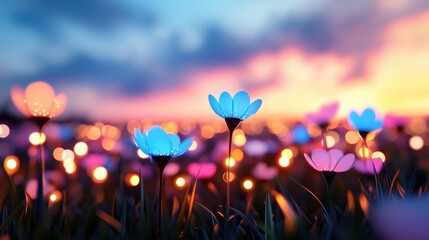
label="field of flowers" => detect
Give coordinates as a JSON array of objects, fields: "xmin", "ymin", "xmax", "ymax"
[{"xmin": 0, "ymin": 81, "xmax": 428, "ymax": 239}]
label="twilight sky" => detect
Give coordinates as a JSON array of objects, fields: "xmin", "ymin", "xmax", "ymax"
[{"xmin": 1, "ymin": 0, "xmax": 429, "ymax": 122}]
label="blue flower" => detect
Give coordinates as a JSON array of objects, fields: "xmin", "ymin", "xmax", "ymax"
[
  {"xmin": 208, "ymin": 91, "xmax": 262, "ymax": 121},
  {"xmin": 133, "ymin": 126, "xmax": 193, "ymax": 157},
  {"xmin": 348, "ymin": 108, "xmax": 383, "ymax": 132}
]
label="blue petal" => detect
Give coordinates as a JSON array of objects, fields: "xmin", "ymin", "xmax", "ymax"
[
  {"xmin": 348, "ymin": 111, "xmax": 360, "ymax": 130},
  {"xmin": 362, "ymin": 108, "xmax": 376, "ymax": 120},
  {"xmin": 168, "ymin": 134, "xmax": 181, "ymax": 152},
  {"xmin": 175, "ymin": 138, "xmax": 193, "ymax": 156},
  {"xmin": 219, "ymin": 91, "xmax": 233, "ymax": 117},
  {"xmin": 208, "ymin": 94, "xmax": 225, "ymax": 117},
  {"xmin": 232, "ymin": 91, "xmax": 250, "ymax": 118},
  {"xmin": 146, "ymin": 126, "xmax": 172, "ymax": 156},
  {"xmin": 240, "ymin": 99, "xmax": 262, "ymax": 120},
  {"xmin": 133, "ymin": 129, "xmax": 150, "ymax": 155}
]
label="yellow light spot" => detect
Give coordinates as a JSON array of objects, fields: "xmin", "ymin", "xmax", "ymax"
[
  {"xmin": 281, "ymin": 148, "xmax": 293, "ymax": 159},
  {"xmin": 372, "ymin": 151, "xmax": 386, "ymax": 162},
  {"xmin": 188, "ymin": 140, "xmax": 198, "ymax": 151},
  {"xmin": 409, "ymin": 136, "xmax": 424, "ymax": 150},
  {"xmin": 93, "ymin": 167, "xmax": 108, "ymax": 183},
  {"xmin": 201, "ymin": 125, "xmax": 215, "ymax": 139},
  {"xmin": 61, "ymin": 149, "xmax": 75, "ymax": 161},
  {"xmin": 4, "ymin": 155, "xmax": 19, "ymax": 175},
  {"xmin": 137, "ymin": 149, "xmax": 149, "ymax": 159},
  {"xmin": 53, "ymin": 147, "xmax": 64, "ymax": 161},
  {"xmin": 321, "ymin": 135, "xmax": 336, "ymax": 148},
  {"xmin": 125, "ymin": 173, "xmax": 140, "ymax": 187},
  {"xmin": 162, "ymin": 121, "xmax": 179, "ymax": 134},
  {"xmin": 0, "ymin": 124, "xmax": 10, "ymax": 138},
  {"xmin": 345, "ymin": 131, "xmax": 360, "ymax": 144},
  {"xmin": 29, "ymin": 132, "xmax": 46, "ymax": 145},
  {"xmin": 102, "ymin": 138, "xmax": 115, "ymax": 151},
  {"xmin": 279, "ymin": 156, "xmax": 291, "ymax": 168},
  {"xmin": 243, "ymin": 179, "xmax": 253, "ymax": 190},
  {"xmin": 87, "ymin": 126, "xmax": 101, "ymax": 140},
  {"xmin": 233, "ymin": 129, "xmax": 247, "ymax": 146},
  {"xmin": 357, "ymin": 146, "xmax": 371, "ymax": 158},
  {"xmin": 74, "ymin": 142, "xmax": 88, "ymax": 157},
  {"xmin": 225, "ymin": 157, "xmax": 236, "ymax": 167},
  {"xmin": 49, "ymin": 190, "xmax": 62, "ymax": 203},
  {"xmin": 231, "ymin": 149, "xmax": 244, "ymax": 162},
  {"xmin": 175, "ymin": 177, "xmax": 186, "ymax": 188},
  {"xmin": 102, "ymin": 125, "xmax": 121, "ymax": 140},
  {"xmin": 63, "ymin": 160, "xmax": 76, "ymax": 174},
  {"xmin": 223, "ymin": 172, "xmax": 235, "ymax": 183}
]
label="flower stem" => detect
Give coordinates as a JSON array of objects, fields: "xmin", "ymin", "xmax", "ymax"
[
  {"xmin": 224, "ymin": 130, "xmax": 233, "ymax": 239},
  {"xmin": 35, "ymin": 126, "xmax": 46, "ymax": 218},
  {"xmin": 158, "ymin": 169, "xmax": 164, "ymax": 236}
]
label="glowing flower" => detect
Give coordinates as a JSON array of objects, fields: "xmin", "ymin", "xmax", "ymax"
[
  {"xmin": 209, "ymin": 91, "xmax": 262, "ymax": 131},
  {"xmin": 353, "ymin": 158, "xmax": 384, "ymax": 175},
  {"xmin": 134, "ymin": 126, "xmax": 193, "ymax": 157},
  {"xmin": 305, "ymin": 101, "xmax": 339, "ymax": 127},
  {"xmin": 292, "ymin": 124, "xmax": 310, "ymax": 144},
  {"xmin": 252, "ymin": 162, "xmax": 278, "ymax": 180},
  {"xmin": 187, "ymin": 162, "xmax": 217, "ymax": 179},
  {"xmin": 304, "ymin": 149, "xmax": 355, "ymax": 173},
  {"xmin": 348, "ymin": 108, "xmax": 383, "ymax": 134},
  {"xmin": 11, "ymin": 81, "xmax": 67, "ymax": 120}
]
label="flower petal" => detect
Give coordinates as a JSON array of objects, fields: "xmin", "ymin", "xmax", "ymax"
[
  {"xmin": 348, "ymin": 111, "xmax": 360, "ymax": 130},
  {"xmin": 219, "ymin": 92, "xmax": 233, "ymax": 117},
  {"xmin": 11, "ymin": 87, "xmax": 30, "ymax": 117},
  {"xmin": 333, "ymin": 153, "xmax": 355, "ymax": 172},
  {"xmin": 208, "ymin": 94, "xmax": 225, "ymax": 118},
  {"xmin": 24, "ymin": 81, "xmax": 55, "ymax": 117},
  {"xmin": 328, "ymin": 149, "xmax": 344, "ymax": 170},
  {"xmin": 168, "ymin": 134, "xmax": 181, "ymax": 152},
  {"xmin": 232, "ymin": 91, "xmax": 250, "ymax": 118},
  {"xmin": 240, "ymin": 99, "xmax": 262, "ymax": 120},
  {"xmin": 50, "ymin": 93, "xmax": 67, "ymax": 117},
  {"xmin": 311, "ymin": 149, "xmax": 330, "ymax": 171},
  {"xmin": 146, "ymin": 126, "xmax": 172, "ymax": 156},
  {"xmin": 304, "ymin": 153, "xmax": 321, "ymax": 171},
  {"xmin": 133, "ymin": 129, "xmax": 150, "ymax": 154},
  {"xmin": 175, "ymin": 137, "xmax": 193, "ymax": 156}
]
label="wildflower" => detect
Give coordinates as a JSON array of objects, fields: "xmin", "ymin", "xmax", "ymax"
[
  {"xmin": 133, "ymin": 126, "xmax": 192, "ymax": 172},
  {"xmin": 292, "ymin": 124, "xmax": 311, "ymax": 144},
  {"xmin": 252, "ymin": 162, "xmax": 278, "ymax": 181},
  {"xmin": 304, "ymin": 149, "xmax": 355, "ymax": 185},
  {"xmin": 208, "ymin": 91, "xmax": 262, "ymax": 131},
  {"xmin": 11, "ymin": 81, "xmax": 67, "ymax": 128},
  {"xmin": 305, "ymin": 101, "xmax": 339, "ymax": 128},
  {"xmin": 348, "ymin": 108, "xmax": 383, "ymax": 138},
  {"xmin": 353, "ymin": 158, "xmax": 384, "ymax": 175},
  {"xmin": 187, "ymin": 162, "xmax": 217, "ymax": 179}
]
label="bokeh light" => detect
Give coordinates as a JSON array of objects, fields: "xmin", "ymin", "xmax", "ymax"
[
  {"xmin": 137, "ymin": 149, "xmax": 149, "ymax": 159},
  {"xmin": 243, "ymin": 179, "xmax": 254, "ymax": 190},
  {"xmin": 233, "ymin": 129, "xmax": 247, "ymax": 146},
  {"xmin": 372, "ymin": 151, "xmax": 386, "ymax": 162},
  {"xmin": 281, "ymin": 148, "xmax": 293, "ymax": 159},
  {"xmin": 29, "ymin": 132, "xmax": 46, "ymax": 145},
  {"xmin": 225, "ymin": 157, "xmax": 236, "ymax": 168},
  {"xmin": 0, "ymin": 124, "xmax": 10, "ymax": 138},
  {"xmin": 188, "ymin": 140, "xmax": 198, "ymax": 151},
  {"xmin": 62, "ymin": 149, "xmax": 75, "ymax": 162},
  {"xmin": 409, "ymin": 136, "xmax": 424, "ymax": 150},
  {"xmin": 223, "ymin": 172, "xmax": 236, "ymax": 183},
  {"xmin": 125, "ymin": 173, "xmax": 140, "ymax": 187},
  {"xmin": 74, "ymin": 142, "xmax": 89, "ymax": 157},
  {"xmin": 92, "ymin": 166, "xmax": 108, "ymax": 183},
  {"xmin": 49, "ymin": 190, "xmax": 62, "ymax": 203},
  {"xmin": 279, "ymin": 156, "xmax": 291, "ymax": 168},
  {"xmin": 53, "ymin": 147, "xmax": 64, "ymax": 161},
  {"xmin": 4, "ymin": 155, "xmax": 20, "ymax": 175},
  {"xmin": 175, "ymin": 177, "xmax": 186, "ymax": 188},
  {"xmin": 357, "ymin": 146, "xmax": 371, "ymax": 159},
  {"xmin": 231, "ymin": 149, "xmax": 244, "ymax": 162},
  {"xmin": 63, "ymin": 160, "xmax": 77, "ymax": 174},
  {"xmin": 345, "ymin": 131, "xmax": 360, "ymax": 144}
]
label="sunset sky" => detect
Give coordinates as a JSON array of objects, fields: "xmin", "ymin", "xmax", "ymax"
[{"xmin": 1, "ymin": 0, "xmax": 429, "ymax": 122}]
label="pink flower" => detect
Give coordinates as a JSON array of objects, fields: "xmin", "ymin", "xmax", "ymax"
[
  {"xmin": 252, "ymin": 162, "xmax": 278, "ymax": 180},
  {"xmin": 304, "ymin": 149, "xmax": 355, "ymax": 172},
  {"xmin": 305, "ymin": 102, "xmax": 339, "ymax": 126},
  {"xmin": 353, "ymin": 158, "xmax": 384, "ymax": 174},
  {"xmin": 187, "ymin": 162, "xmax": 217, "ymax": 179}
]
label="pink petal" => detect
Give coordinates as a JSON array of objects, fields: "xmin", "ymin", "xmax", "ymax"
[
  {"xmin": 333, "ymin": 153, "xmax": 355, "ymax": 172},
  {"xmin": 311, "ymin": 149, "xmax": 330, "ymax": 171},
  {"xmin": 328, "ymin": 149, "xmax": 344, "ymax": 170}
]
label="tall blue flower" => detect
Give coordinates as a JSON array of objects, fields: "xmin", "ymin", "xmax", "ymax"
[
  {"xmin": 209, "ymin": 91, "xmax": 262, "ymax": 132},
  {"xmin": 133, "ymin": 126, "xmax": 192, "ymax": 172},
  {"xmin": 348, "ymin": 108, "xmax": 383, "ymax": 138}
]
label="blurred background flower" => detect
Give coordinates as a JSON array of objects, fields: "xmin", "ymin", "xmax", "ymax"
[{"xmin": 304, "ymin": 149, "xmax": 355, "ymax": 173}]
